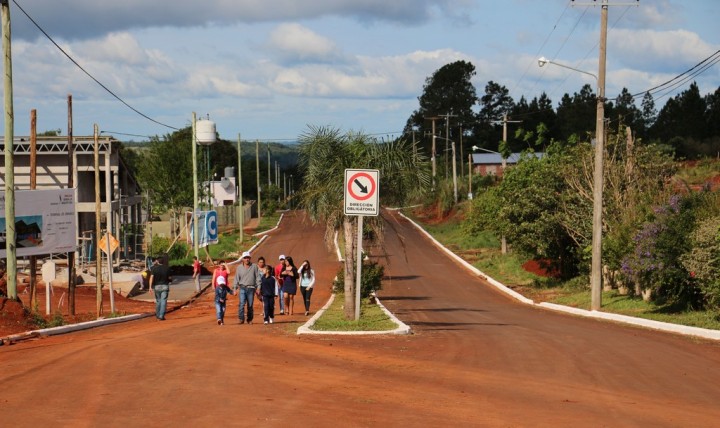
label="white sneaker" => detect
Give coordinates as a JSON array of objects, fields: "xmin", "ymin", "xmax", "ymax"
[
  {"xmin": 264, "ymin": 321, "xmax": 268, "ymax": 325},
  {"xmin": 269, "ymin": 318, "xmax": 274, "ymax": 324}
]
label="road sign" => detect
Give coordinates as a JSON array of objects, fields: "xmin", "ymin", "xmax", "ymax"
[
  {"xmin": 99, "ymin": 233, "xmax": 119, "ymax": 255},
  {"xmin": 344, "ymin": 169, "xmax": 379, "ymax": 216},
  {"xmin": 206, "ymin": 210, "xmax": 218, "ymax": 242}
]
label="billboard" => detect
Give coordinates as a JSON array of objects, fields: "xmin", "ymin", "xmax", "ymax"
[{"xmin": 0, "ymin": 189, "xmax": 77, "ymax": 257}]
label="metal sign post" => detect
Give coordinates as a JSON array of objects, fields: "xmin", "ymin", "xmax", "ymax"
[{"xmin": 344, "ymin": 169, "xmax": 379, "ymax": 321}]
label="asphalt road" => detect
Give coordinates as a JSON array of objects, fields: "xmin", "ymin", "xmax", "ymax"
[{"xmin": 1, "ymin": 210, "xmax": 719, "ymax": 427}]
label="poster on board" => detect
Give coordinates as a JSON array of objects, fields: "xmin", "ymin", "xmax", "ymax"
[{"xmin": 0, "ymin": 189, "xmax": 77, "ymax": 258}]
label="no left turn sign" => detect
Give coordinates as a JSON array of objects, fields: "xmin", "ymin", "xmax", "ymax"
[{"xmin": 344, "ymin": 169, "xmax": 379, "ymax": 216}]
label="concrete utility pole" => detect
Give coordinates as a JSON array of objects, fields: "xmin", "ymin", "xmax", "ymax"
[
  {"xmin": 439, "ymin": 112, "xmax": 457, "ymax": 180},
  {"xmin": 237, "ymin": 133, "xmax": 243, "ymax": 242},
  {"xmin": 94, "ymin": 124, "xmax": 103, "ymax": 317},
  {"xmin": 571, "ymin": 0, "xmax": 635, "ymax": 310},
  {"xmin": 2, "ymin": 0, "xmax": 17, "ymax": 300},
  {"xmin": 590, "ymin": 1, "xmax": 608, "ymax": 311},
  {"xmin": 500, "ymin": 113, "xmax": 522, "ymax": 171},
  {"xmin": 192, "ymin": 112, "xmax": 199, "ymax": 262},
  {"xmin": 425, "ymin": 116, "xmax": 440, "ymax": 188},
  {"xmin": 267, "ymin": 143, "xmax": 271, "ymax": 187},
  {"xmin": 256, "ymin": 140, "xmax": 261, "ymax": 220}
]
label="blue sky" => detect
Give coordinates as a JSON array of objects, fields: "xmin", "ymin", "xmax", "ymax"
[{"xmin": 2, "ymin": 0, "xmax": 719, "ymax": 142}]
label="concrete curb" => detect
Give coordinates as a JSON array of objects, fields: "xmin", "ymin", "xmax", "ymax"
[
  {"xmin": 253, "ymin": 212, "xmax": 285, "ymax": 237},
  {"xmin": 226, "ymin": 235, "xmax": 269, "ymax": 267},
  {"xmin": 297, "ymin": 293, "xmax": 412, "ymax": 335},
  {"xmin": 398, "ymin": 211, "xmax": 720, "ymax": 343},
  {"xmin": 1, "ymin": 313, "xmax": 152, "ymax": 345}
]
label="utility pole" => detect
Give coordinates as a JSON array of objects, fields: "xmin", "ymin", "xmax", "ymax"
[
  {"xmin": 424, "ymin": 116, "xmax": 440, "ymax": 188},
  {"xmin": 29, "ymin": 109, "xmax": 37, "ymax": 310},
  {"xmin": 94, "ymin": 124, "xmax": 102, "ymax": 317},
  {"xmin": 237, "ymin": 133, "xmax": 243, "ymax": 242},
  {"xmin": 500, "ymin": 113, "xmax": 522, "ymax": 171},
  {"xmin": 267, "ymin": 143, "xmax": 271, "ymax": 187},
  {"xmin": 256, "ymin": 140, "xmax": 261, "ymax": 220},
  {"xmin": 571, "ymin": 0, "xmax": 632, "ymax": 310},
  {"xmin": 2, "ymin": 0, "xmax": 17, "ymax": 300},
  {"xmin": 67, "ymin": 94, "xmax": 76, "ymax": 315},
  {"xmin": 438, "ymin": 112, "xmax": 457, "ymax": 179}
]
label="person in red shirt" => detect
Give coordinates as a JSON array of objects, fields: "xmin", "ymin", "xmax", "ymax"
[
  {"xmin": 192, "ymin": 256, "xmax": 202, "ymax": 292},
  {"xmin": 275, "ymin": 255, "xmax": 286, "ymax": 314},
  {"xmin": 211, "ymin": 262, "xmax": 229, "ymax": 290}
]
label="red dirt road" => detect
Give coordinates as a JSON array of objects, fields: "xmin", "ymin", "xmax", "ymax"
[{"xmin": 2, "ymin": 210, "xmax": 720, "ymax": 427}]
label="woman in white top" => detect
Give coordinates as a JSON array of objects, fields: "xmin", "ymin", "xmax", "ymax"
[{"xmin": 298, "ymin": 260, "xmax": 316, "ymax": 316}]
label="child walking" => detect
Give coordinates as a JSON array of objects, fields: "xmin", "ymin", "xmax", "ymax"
[
  {"xmin": 214, "ymin": 276, "xmax": 234, "ymax": 325},
  {"xmin": 260, "ymin": 265, "xmax": 277, "ymax": 324}
]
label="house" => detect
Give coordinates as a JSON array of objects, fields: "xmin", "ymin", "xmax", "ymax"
[
  {"xmin": 1, "ymin": 135, "xmax": 144, "ymax": 263},
  {"xmin": 471, "ymin": 152, "xmax": 544, "ymax": 177}
]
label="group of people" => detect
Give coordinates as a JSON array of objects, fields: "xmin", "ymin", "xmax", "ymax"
[{"xmin": 212, "ymin": 252, "xmax": 316, "ymax": 326}]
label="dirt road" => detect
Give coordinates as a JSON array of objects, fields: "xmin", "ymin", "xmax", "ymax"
[{"xmin": 2, "ymin": 210, "xmax": 720, "ymax": 427}]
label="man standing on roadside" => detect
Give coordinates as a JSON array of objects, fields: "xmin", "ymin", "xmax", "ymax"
[
  {"xmin": 192, "ymin": 256, "xmax": 201, "ymax": 292},
  {"xmin": 149, "ymin": 255, "xmax": 173, "ymax": 320},
  {"xmin": 234, "ymin": 251, "xmax": 260, "ymax": 324}
]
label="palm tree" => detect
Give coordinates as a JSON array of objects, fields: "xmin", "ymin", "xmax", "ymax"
[{"xmin": 298, "ymin": 126, "xmax": 430, "ymax": 319}]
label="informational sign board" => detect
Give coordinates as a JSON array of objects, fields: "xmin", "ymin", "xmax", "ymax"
[
  {"xmin": 344, "ymin": 169, "xmax": 379, "ymax": 216},
  {"xmin": 189, "ymin": 210, "xmax": 219, "ymax": 247},
  {"xmin": 0, "ymin": 189, "xmax": 77, "ymax": 257}
]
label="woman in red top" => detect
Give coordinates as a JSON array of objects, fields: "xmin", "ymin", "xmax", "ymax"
[{"xmin": 211, "ymin": 262, "xmax": 229, "ymax": 289}]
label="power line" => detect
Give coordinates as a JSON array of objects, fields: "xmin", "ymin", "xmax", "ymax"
[{"xmin": 11, "ymin": 0, "xmax": 179, "ymax": 131}]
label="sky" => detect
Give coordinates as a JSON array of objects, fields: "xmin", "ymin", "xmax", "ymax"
[{"xmin": 1, "ymin": 0, "xmax": 719, "ymax": 143}]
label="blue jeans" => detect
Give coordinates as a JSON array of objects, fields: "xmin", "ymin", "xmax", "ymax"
[
  {"xmin": 215, "ymin": 301, "xmax": 227, "ymax": 322},
  {"xmin": 278, "ymin": 285, "xmax": 284, "ymax": 312},
  {"xmin": 238, "ymin": 287, "xmax": 255, "ymax": 322},
  {"xmin": 154, "ymin": 284, "xmax": 169, "ymax": 319}
]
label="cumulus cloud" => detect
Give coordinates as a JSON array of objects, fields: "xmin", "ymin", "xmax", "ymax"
[
  {"xmin": 266, "ymin": 24, "xmax": 345, "ymax": 65},
  {"xmin": 610, "ymin": 28, "xmax": 718, "ymax": 72}
]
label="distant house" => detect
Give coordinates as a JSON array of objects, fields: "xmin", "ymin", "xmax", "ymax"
[{"xmin": 471, "ymin": 152, "xmax": 544, "ymax": 177}]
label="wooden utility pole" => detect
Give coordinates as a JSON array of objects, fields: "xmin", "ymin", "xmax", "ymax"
[
  {"xmin": 2, "ymin": 0, "xmax": 17, "ymax": 300},
  {"xmin": 425, "ymin": 116, "xmax": 440, "ymax": 188},
  {"xmin": 439, "ymin": 112, "xmax": 457, "ymax": 180},
  {"xmin": 67, "ymin": 94, "xmax": 76, "ymax": 315},
  {"xmin": 94, "ymin": 124, "xmax": 102, "ymax": 316},
  {"xmin": 267, "ymin": 143, "xmax": 271, "ymax": 187},
  {"xmin": 29, "ymin": 109, "xmax": 37, "ymax": 310},
  {"xmin": 500, "ymin": 113, "xmax": 522, "ymax": 171}
]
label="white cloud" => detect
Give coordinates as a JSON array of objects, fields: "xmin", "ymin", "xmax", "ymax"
[
  {"xmin": 610, "ymin": 29, "xmax": 718, "ymax": 72},
  {"xmin": 266, "ymin": 24, "xmax": 344, "ymax": 64}
]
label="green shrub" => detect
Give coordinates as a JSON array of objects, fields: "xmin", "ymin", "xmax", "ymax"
[
  {"xmin": 149, "ymin": 235, "xmax": 188, "ymax": 260},
  {"xmin": 332, "ymin": 260, "xmax": 385, "ymax": 298}
]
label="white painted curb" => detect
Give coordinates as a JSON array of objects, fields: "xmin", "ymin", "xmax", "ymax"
[
  {"xmin": 253, "ymin": 212, "xmax": 285, "ymax": 236},
  {"xmin": 398, "ymin": 211, "xmax": 720, "ymax": 342},
  {"xmin": 297, "ymin": 293, "xmax": 411, "ymax": 335}
]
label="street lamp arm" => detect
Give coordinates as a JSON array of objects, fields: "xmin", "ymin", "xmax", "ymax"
[
  {"xmin": 538, "ymin": 56, "xmax": 598, "ymax": 84},
  {"xmin": 471, "ymin": 145, "xmax": 501, "ymax": 155}
]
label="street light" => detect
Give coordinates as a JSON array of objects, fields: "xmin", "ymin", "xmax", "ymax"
[{"xmin": 539, "ymin": 55, "xmax": 605, "ymax": 310}]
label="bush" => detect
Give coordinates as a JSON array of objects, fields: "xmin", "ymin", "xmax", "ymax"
[
  {"xmin": 332, "ymin": 260, "xmax": 385, "ymax": 299},
  {"xmin": 149, "ymin": 235, "xmax": 189, "ymax": 261},
  {"xmin": 681, "ymin": 216, "xmax": 720, "ymax": 309}
]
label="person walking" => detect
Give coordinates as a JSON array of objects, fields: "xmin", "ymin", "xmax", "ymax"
[
  {"xmin": 255, "ymin": 256, "xmax": 267, "ymax": 318},
  {"xmin": 275, "ymin": 255, "xmax": 286, "ymax": 314},
  {"xmin": 298, "ymin": 260, "xmax": 316, "ymax": 316},
  {"xmin": 149, "ymin": 255, "xmax": 172, "ymax": 320},
  {"xmin": 280, "ymin": 256, "xmax": 299, "ymax": 316},
  {"xmin": 214, "ymin": 276, "xmax": 234, "ymax": 325},
  {"xmin": 259, "ymin": 265, "xmax": 277, "ymax": 324},
  {"xmin": 233, "ymin": 251, "xmax": 260, "ymax": 324},
  {"xmin": 211, "ymin": 262, "xmax": 229, "ymax": 290},
  {"xmin": 192, "ymin": 256, "xmax": 202, "ymax": 292}
]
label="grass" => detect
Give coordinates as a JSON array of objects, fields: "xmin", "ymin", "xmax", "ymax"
[
  {"xmin": 406, "ymin": 207, "xmax": 720, "ymax": 331},
  {"xmin": 551, "ymin": 289, "xmax": 720, "ymax": 330},
  {"xmin": 311, "ymin": 294, "xmax": 398, "ymax": 331}
]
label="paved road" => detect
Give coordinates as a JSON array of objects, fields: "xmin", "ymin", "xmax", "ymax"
[{"xmin": 1, "ymin": 210, "xmax": 719, "ymax": 427}]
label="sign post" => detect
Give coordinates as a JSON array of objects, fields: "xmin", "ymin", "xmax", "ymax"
[{"xmin": 344, "ymin": 169, "xmax": 379, "ymax": 321}]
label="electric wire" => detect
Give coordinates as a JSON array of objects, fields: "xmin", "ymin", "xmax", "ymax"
[{"xmin": 11, "ymin": 0, "xmax": 180, "ymax": 131}]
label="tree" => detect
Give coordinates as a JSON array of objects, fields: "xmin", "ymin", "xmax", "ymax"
[
  {"xmin": 555, "ymin": 84, "xmax": 597, "ymax": 142},
  {"xmin": 405, "ymin": 60, "xmax": 478, "ymax": 157},
  {"xmin": 640, "ymin": 91, "xmax": 657, "ymax": 139},
  {"xmin": 137, "ymin": 127, "xmax": 194, "ymax": 238},
  {"xmin": 476, "ymin": 81, "xmax": 515, "ymax": 150},
  {"xmin": 297, "ymin": 126, "xmax": 430, "ymax": 319}
]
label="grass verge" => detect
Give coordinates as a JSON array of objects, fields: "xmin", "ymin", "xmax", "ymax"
[{"xmin": 311, "ymin": 294, "xmax": 397, "ymax": 331}]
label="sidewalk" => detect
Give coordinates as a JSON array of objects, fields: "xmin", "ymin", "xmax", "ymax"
[{"xmin": 132, "ymin": 275, "xmax": 208, "ymax": 302}]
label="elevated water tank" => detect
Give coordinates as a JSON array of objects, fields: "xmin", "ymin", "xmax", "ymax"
[
  {"xmin": 196, "ymin": 119, "xmax": 216, "ymax": 145},
  {"xmin": 224, "ymin": 166, "xmax": 234, "ymax": 178}
]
